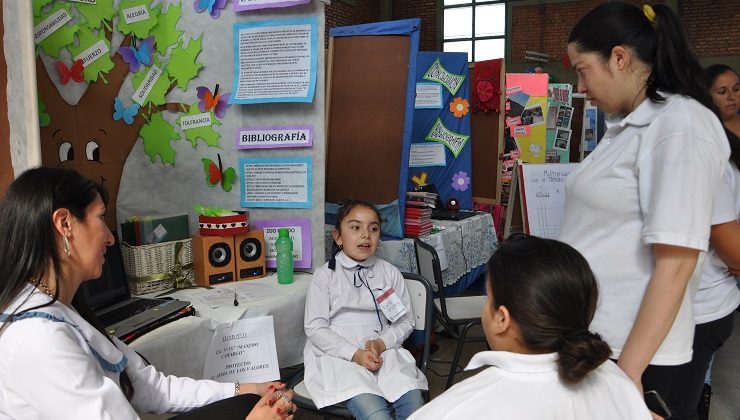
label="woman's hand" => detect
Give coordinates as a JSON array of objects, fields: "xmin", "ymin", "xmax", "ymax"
[
  {"xmin": 245, "ymin": 388, "xmax": 297, "ymax": 420},
  {"xmin": 251, "ymin": 381, "xmax": 286, "ymax": 397},
  {"xmin": 352, "ymin": 348, "xmax": 383, "ymax": 371},
  {"xmin": 364, "ymin": 338, "xmax": 386, "ymax": 356}
]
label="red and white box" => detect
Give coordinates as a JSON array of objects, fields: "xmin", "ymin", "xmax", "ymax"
[{"xmin": 198, "ymin": 211, "xmax": 249, "ymax": 236}]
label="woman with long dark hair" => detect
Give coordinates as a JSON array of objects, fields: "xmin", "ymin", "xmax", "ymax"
[
  {"xmin": 0, "ymin": 167, "xmax": 295, "ymax": 419},
  {"xmin": 559, "ymin": 3, "xmax": 730, "ymax": 418}
]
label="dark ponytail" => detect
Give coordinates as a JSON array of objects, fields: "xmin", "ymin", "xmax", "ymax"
[
  {"xmin": 487, "ymin": 234, "xmax": 611, "ymax": 384},
  {"xmin": 569, "ymin": 2, "xmax": 715, "ymax": 112}
]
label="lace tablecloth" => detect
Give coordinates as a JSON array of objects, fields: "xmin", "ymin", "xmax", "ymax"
[{"xmin": 324, "ymin": 213, "xmax": 498, "ymax": 291}]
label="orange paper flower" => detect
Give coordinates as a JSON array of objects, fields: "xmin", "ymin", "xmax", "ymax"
[{"xmin": 449, "ymin": 97, "xmax": 470, "ymax": 118}]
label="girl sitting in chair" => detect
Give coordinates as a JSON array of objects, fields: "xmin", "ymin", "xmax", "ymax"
[
  {"xmin": 409, "ymin": 234, "xmax": 651, "ymax": 420},
  {"xmin": 303, "ymin": 199, "xmax": 427, "ymax": 419}
]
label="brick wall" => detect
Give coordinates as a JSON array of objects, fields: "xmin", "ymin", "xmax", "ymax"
[
  {"xmin": 679, "ymin": 0, "xmax": 740, "ymax": 57},
  {"xmin": 393, "ymin": 0, "xmax": 438, "ymax": 52},
  {"xmin": 508, "ymin": 0, "xmax": 737, "ymax": 64},
  {"xmin": 324, "ymin": 0, "xmax": 380, "ymax": 48}
]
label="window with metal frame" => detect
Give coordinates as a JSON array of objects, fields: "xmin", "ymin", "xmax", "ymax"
[{"xmin": 442, "ymin": 0, "xmax": 506, "ymax": 63}]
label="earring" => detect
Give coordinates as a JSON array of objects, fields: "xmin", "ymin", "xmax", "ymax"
[{"xmin": 63, "ymin": 235, "xmax": 71, "ymax": 257}]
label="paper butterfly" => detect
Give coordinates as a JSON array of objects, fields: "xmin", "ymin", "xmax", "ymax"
[
  {"xmin": 194, "ymin": 0, "xmax": 227, "ymax": 19},
  {"xmin": 196, "ymin": 84, "xmax": 231, "ymax": 119},
  {"xmin": 202, "ymin": 154, "xmax": 236, "ymax": 192},
  {"xmin": 57, "ymin": 59, "xmax": 84, "ymax": 85},
  {"xmin": 112, "ymin": 97, "xmax": 140, "ymax": 125},
  {"xmin": 118, "ymin": 37, "xmax": 154, "ymax": 73}
]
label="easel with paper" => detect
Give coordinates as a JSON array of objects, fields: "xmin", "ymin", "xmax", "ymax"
[{"xmin": 504, "ymin": 161, "xmax": 577, "ymax": 239}]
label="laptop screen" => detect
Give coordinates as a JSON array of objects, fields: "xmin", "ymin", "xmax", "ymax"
[{"xmin": 76, "ymin": 232, "xmax": 131, "ymax": 311}]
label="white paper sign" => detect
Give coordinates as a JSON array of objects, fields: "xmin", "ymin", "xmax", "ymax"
[
  {"xmin": 67, "ymin": 0, "xmax": 97, "ymax": 4},
  {"xmin": 409, "ymin": 143, "xmax": 446, "ymax": 167},
  {"xmin": 74, "ymin": 40, "xmax": 109, "ymax": 68},
  {"xmin": 180, "ymin": 113, "xmax": 212, "ymax": 130},
  {"xmin": 204, "ymin": 316, "xmax": 280, "ymax": 384},
  {"xmin": 132, "ymin": 64, "xmax": 162, "ymax": 106},
  {"xmin": 415, "ymin": 83, "xmax": 443, "ymax": 109},
  {"xmin": 262, "ymin": 225, "xmax": 303, "ymax": 261},
  {"xmin": 122, "ymin": 5, "xmax": 150, "ymax": 25},
  {"xmin": 33, "ymin": 9, "xmax": 72, "ymax": 44}
]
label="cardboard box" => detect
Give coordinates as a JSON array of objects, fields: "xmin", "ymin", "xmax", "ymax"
[
  {"xmin": 198, "ymin": 211, "xmax": 249, "ymax": 236},
  {"xmin": 121, "ymin": 214, "xmax": 190, "ymax": 246}
]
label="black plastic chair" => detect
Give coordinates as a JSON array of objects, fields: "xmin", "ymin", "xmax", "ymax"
[
  {"xmin": 288, "ymin": 272, "xmax": 434, "ymax": 419},
  {"xmin": 414, "ymin": 238, "xmax": 487, "ymax": 389}
]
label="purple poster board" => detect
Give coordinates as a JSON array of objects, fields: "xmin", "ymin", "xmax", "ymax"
[{"xmin": 251, "ymin": 218, "xmax": 312, "ymax": 269}]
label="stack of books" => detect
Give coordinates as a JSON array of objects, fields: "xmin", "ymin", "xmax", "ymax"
[{"xmin": 405, "ymin": 192, "xmax": 435, "ymax": 237}]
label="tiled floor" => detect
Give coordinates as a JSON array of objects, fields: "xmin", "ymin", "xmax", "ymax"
[{"xmin": 142, "ymin": 317, "xmax": 740, "ymax": 420}]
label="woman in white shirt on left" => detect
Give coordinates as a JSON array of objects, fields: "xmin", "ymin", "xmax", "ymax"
[{"xmin": 0, "ymin": 167, "xmax": 295, "ymax": 420}]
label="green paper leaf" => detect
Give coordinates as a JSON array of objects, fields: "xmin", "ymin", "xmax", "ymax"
[
  {"xmin": 177, "ymin": 103, "xmax": 222, "ymax": 148},
  {"xmin": 151, "ymin": 2, "xmax": 184, "ymax": 55},
  {"xmin": 140, "ymin": 112, "xmax": 179, "ymax": 165},
  {"xmin": 117, "ymin": 0, "xmax": 160, "ymax": 39},
  {"xmin": 38, "ymin": 96, "xmax": 51, "ymax": 128},
  {"xmin": 33, "ymin": 3, "xmax": 79, "ymax": 58},
  {"xmin": 168, "ymin": 36, "xmax": 204, "ymax": 91},
  {"xmin": 67, "ymin": 27, "xmax": 114, "ymax": 83},
  {"xmin": 132, "ymin": 57, "xmax": 171, "ymax": 106},
  {"xmin": 77, "ymin": 0, "xmax": 116, "ymax": 31},
  {"xmin": 32, "ymin": 0, "xmax": 53, "ymax": 17}
]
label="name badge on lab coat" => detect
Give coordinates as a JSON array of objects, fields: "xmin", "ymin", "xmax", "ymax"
[{"xmin": 376, "ymin": 288, "xmax": 407, "ymax": 322}]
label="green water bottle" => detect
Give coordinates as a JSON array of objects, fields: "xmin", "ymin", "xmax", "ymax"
[{"xmin": 276, "ymin": 228, "xmax": 294, "ymax": 284}]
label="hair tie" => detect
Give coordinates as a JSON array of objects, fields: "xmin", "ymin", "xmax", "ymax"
[
  {"xmin": 565, "ymin": 329, "xmax": 591, "ymax": 341},
  {"xmin": 642, "ymin": 4, "xmax": 657, "ymax": 23}
]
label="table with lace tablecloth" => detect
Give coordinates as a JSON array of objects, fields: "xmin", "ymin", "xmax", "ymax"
[{"xmin": 324, "ymin": 212, "xmax": 498, "ymax": 293}]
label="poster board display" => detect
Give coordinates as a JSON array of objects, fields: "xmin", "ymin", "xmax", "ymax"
[
  {"xmin": 325, "ymin": 19, "xmax": 420, "ymax": 238},
  {"xmin": 505, "ymin": 161, "xmax": 577, "ymax": 239}
]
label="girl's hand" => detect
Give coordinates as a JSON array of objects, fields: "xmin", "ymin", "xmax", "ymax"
[
  {"xmin": 252, "ymin": 381, "xmax": 286, "ymax": 396},
  {"xmin": 245, "ymin": 388, "xmax": 297, "ymax": 420},
  {"xmin": 364, "ymin": 338, "xmax": 386, "ymax": 356},
  {"xmin": 352, "ymin": 348, "xmax": 383, "ymax": 371}
]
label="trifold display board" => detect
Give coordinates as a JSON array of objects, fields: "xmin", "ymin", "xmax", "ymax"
[
  {"xmin": 325, "ymin": 19, "xmax": 420, "ymax": 238},
  {"xmin": 33, "ymin": 0, "xmax": 327, "ymax": 268},
  {"xmin": 504, "ymin": 161, "xmax": 577, "ymax": 240},
  {"xmin": 408, "ymin": 52, "xmax": 472, "ymax": 209}
]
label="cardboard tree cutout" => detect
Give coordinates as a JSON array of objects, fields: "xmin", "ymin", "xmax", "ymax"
[
  {"xmin": 35, "ymin": 1, "xmax": 201, "ymax": 228},
  {"xmin": 37, "ymin": 52, "xmax": 145, "ymax": 228}
]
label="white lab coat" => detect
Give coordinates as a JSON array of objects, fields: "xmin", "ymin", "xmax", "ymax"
[
  {"xmin": 0, "ymin": 285, "xmax": 233, "ymax": 420},
  {"xmin": 409, "ymin": 351, "xmax": 651, "ymax": 420},
  {"xmin": 303, "ymin": 252, "xmax": 428, "ymax": 408}
]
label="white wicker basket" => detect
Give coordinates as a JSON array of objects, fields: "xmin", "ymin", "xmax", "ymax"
[{"xmin": 121, "ymin": 239, "xmax": 194, "ymax": 295}]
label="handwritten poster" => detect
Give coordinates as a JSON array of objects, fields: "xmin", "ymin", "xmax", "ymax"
[
  {"xmin": 230, "ymin": 17, "xmax": 317, "ymax": 104},
  {"xmin": 519, "ymin": 163, "xmax": 577, "ymax": 239},
  {"xmin": 251, "ymin": 218, "xmax": 312, "ymax": 269},
  {"xmin": 204, "ymin": 316, "xmax": 280, "ymax": 384},
  {"xmin": 240, "ymin": 156, "xmax": 312, "ymax": 208}
]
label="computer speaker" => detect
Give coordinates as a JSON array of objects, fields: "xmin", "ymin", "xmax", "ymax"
[
  {"xmin": 192, "ymin": 234, "xmax": 236, "ymax": 286},
  {"xmin": 234, "ymin": 230, "xmax": 266, "ymax": 281}
]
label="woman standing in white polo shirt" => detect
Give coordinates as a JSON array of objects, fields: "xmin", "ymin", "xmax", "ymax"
[{"xmin": 560, "ymin": 3, "xmax": 730, "ymax": 417}]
